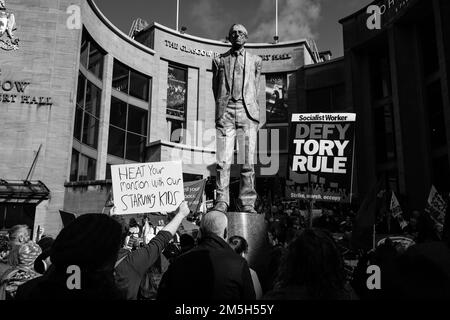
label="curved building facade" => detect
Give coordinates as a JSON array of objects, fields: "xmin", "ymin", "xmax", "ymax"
[{"xmin": 0, "ymin": 0, "xmax": 323, "ymax": 236}]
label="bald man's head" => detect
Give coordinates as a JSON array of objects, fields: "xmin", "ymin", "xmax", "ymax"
[{"xmin": 200, "ymin": 211, "xmax": 228, "ymax": 240}]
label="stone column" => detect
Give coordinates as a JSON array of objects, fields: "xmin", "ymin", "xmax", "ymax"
[
  {"xmin": 96, "ymin": 54, "xmax": 113, "ymax": 180},
  {"xmin": 226, "ymin": 212, "xmax": 269, "ymax": 291}
]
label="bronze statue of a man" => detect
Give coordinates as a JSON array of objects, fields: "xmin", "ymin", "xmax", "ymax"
[{"xmin": 212, "ymin": 24, "xmax": 263, "ymax": 214}]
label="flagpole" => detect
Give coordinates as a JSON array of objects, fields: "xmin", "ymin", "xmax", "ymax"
[
  {"xmin": 372, "ymin": 224, "xmax": 376, "ymax": 250},
  {"xmin": 275, "ymin": 0, "xmax": 279, "ymax": 43},
  {"xmin": 176, "ymin": 0, "xmax": 180, "ymax": 32}
]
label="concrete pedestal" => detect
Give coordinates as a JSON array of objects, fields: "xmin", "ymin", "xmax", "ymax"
[{"xmin": 226, "ymin": 212, "xmax": 270, "ymax": 283}]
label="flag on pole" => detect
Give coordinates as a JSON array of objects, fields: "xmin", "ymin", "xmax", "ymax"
[
  {"xmin": 390, "ymin": 191, "xmax": 408, "ymax": 230},
  {"xmin": 424, "ymin": 185, "xmax": 448, "ymax": 239},
  {"xmin": 425, "ymin": 185, "xmax": 447, "ymax": 225}
]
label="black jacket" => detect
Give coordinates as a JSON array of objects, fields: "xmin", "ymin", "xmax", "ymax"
[
  {"xmin": 157, "ymin": 233, "xmax": 256, "ymax": 301},
  {"xmin": 115, "ymin": 231, "xmax": 172, "ymax": 300}
]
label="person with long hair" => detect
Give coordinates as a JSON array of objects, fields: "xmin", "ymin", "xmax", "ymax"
[
  {"xmin": 264, "ymin": 228, "xmax": 357, "ymax": 300},
  {"xmin": 228, "ymin": 235, "xmax": 263, "ymax": 299}
]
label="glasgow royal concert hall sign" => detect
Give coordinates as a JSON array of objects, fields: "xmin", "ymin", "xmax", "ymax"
[{"xmin": 0, "ymin": 78, "xmax": 53, "ymax": 106}]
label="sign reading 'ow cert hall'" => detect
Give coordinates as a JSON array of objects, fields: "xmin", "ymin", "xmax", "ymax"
[{"xmin": 0, "ymin": 79, "xmax": 53, "ymax": 105}]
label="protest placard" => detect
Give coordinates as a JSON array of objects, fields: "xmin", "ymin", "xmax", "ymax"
[
  {"xmin": 111, "ymin": 161, "xmax": 185, "ymax": 215},
  {"xmin": 184, "ymin": 179, "xmax": 206, "ymax": 215},
  {"xmin": 287, "ymin": 113, "xmax": 356, "ymax": 203}
]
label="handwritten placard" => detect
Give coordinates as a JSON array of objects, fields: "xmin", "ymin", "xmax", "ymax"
[{"xmin": 111, "ymin": 161, "xmax": 185, "ymax": 215}]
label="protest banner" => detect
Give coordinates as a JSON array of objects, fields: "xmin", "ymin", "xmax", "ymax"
[
  {"xmin": 287, "ymin": 113, "xmax": 356, "ymax": 203},
  {"xmin": 390, "ymin": 191, "xmax": 408, "ymax": 230},
  {"xmin": 184, "ymin": 179, "xmax": 206, "ymax": 216},
  {"xmin": 424, "ymin": 186, "xmax": 448, "ymax": 239},
  {"xmin": 111, "ymin": 161, "xmax": 185, "ymax": 215},
  {"xmin": 425, "ymin": 185, "xmax": 447, "ymax": 225}
]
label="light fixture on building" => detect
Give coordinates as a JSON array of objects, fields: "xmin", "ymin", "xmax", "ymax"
[
  {"xmin": 274, "ymin": 35, "xmax": 279, "ymax": 44},
  {"xmin": 181, "ymin": 26, "xmax": 187, "ymax": 34}
]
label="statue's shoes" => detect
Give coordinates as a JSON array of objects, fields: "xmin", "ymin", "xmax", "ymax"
[
  {"xmin": 212, "ymin": 201, "xmax": 228, "ymax": 213},
  {"xmin": 241, "ymin": 206, "xmax": 257, "ymax": 214}
]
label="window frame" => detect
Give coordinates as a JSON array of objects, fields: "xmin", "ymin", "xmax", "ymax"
[
  {"xmin": 166, "ymin": 63, "xmax": 188, "ymax": 143},
  {"xmin": 107, "ymin": 96, "xmax": 148, "ymax": 162}
]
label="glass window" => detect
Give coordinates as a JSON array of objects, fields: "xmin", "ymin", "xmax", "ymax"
[
  {"xmin": 108, "ymin": 126, "xmax": 126, "ymax": 158},
  {"xmin": 130, "ymin": 70, "xmax": 150, "ymax": 101},
  {"xmin": 70, "ymin": 149, "xmax": 79, "ymax": 182},
  {"xmin": 112, "ymin": 59, "xmax": 151, "ymax": 102},
  {"xmin": 80, "ymin": 30, "xmax": 89, "ymax": 69},
  {"xmin": 78, "ymin": 154, "xmax": 97, "ymax": 181},
  {"xmin": 127, "ymin": 105, "xmax": 148, "ymax": 135},
  {"xmin": 167, "ymin": 65, "xmax": 187, "ymax": 143},
  {"xmin": 80, "ymin": 28, "xmax": 105, "ymax": 80},
  {"xmin": 73, "ymin": 106, "xmax": 83, "ymax": 141},
  {"xmin": 88, "ymin": 41, "xmax": 105, "ymax": 80},
  {"xmin": 167, "ymin": 118, "xmax": 184, "ymax": 144},
  {"xmin": 110, "ymin": 97, "xmax": 127, "ymax": 129},
  {"xmin": 108, "ymin": 96, "xmax": 148, "ymax": 162},
  {"xmin": 76, "ymin": 73, "xmax": 85, "ymax": 108},
  {"xmin": 112, "ymin": 60, "xmax": 129, "ymax": 93},
  {"xmin": 85, "ymin": 82, "xmax": 101, "ymax": 118},
  {"xmin": 82, "ymin": 114, "xmax": 99, "ymax": 149},
  {"xmin": 126, "ymin": 133, "xmax": 147, "ymax": 162},
  {"xmin": 73, "ymin": 75, "xmax": 100, "ymax": 149},
  {"xmin": 266, "ymin": 74, "xmax": 289, "ymax": 123}
]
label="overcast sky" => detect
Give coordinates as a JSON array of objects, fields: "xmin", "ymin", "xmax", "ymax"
[{"xmin": 93, "ymin": 0, "xmax": 372, "ymax": 58}]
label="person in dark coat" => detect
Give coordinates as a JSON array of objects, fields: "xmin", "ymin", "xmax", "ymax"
[
  {"xmin": 383, "ymin": 241, "xmax": 450, "ymax": 299},
  {"xmin": 157, "ymin": 210, "xmax": 256, "ymax": 301},
  {"xmin": 114, "ymin": 201, "xmax": 190, "ymax": 300},
  {"xmin": 263, "ymin": 228, "xmax": 357, "ymax": 300},
  {"xmin": 16, "ymin": 202, "xmax": 190, "ymax": 300},
  {"xmin": 15, "ymin": 214, "xmax": 123, "ymax": 300}
]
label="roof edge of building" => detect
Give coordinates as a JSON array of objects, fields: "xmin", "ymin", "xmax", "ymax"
[
  {"xmin": 301, "ymin": 56, "xmax": 344, "ymax": 69},
  {"xmin": 143, "ymin": 22, "xmax": 312, "ymax": 49},
  {"xmin": 88, "ymin": 0, "xmax": 156, "ymax": 55},
  {"xmin": 339, "ymin": 0, "xmax": 378, "ymax": 24}
]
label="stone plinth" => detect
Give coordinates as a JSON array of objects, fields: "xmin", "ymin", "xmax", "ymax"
[{"xmin": 226, "ymin": 212, "xmax": 270, "ymax": 284}]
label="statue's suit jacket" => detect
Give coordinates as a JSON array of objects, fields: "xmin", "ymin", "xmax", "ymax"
[{"xmin": 212, "ymin": 49, "xmax": 263, "ymax": 122}]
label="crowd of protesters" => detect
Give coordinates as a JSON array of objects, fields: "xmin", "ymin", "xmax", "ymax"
[{"xmin": 1, "ymin": 194, "xmax": 450, "ymax": 300}]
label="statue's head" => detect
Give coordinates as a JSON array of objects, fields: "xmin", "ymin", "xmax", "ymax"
[
  {"xmin": 228, "ymin": 24, "xmax": 248, "ymax": 49},
  {"xmin": 0, "ymin": 0, "xmax": 5, "ymax": 10}
]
